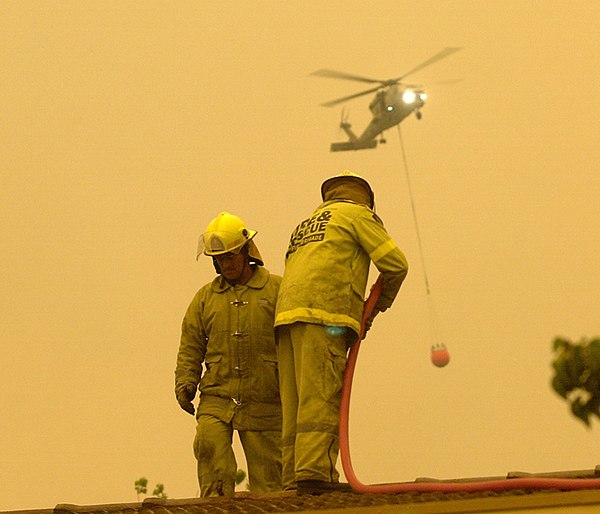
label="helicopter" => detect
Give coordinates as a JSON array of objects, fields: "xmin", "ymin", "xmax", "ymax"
[{"xmin": 312, "ymin": 47, "xmax": 462, "ymax": 151}]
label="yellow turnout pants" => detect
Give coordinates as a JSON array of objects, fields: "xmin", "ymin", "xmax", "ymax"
[
  {"xmin": 193, "ymin": 413, "xmax": 282, "ymax": 496},
  {"xmin": 277, "ymin": 322, "xmax": 350, "ymax": 489}
]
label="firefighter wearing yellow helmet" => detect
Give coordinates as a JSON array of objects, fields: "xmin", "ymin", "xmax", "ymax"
[
  {"xmin": 175, "ymin": 212, "xmax": 282, "ymax": 496},
  {"xmin": 275, "ymin": 172, "xmax": 409, "ymax": 494}
]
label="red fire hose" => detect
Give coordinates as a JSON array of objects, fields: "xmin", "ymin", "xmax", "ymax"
[{"xmin": 339, "ymin": 274, "xmax": 600, "ymax": 493}]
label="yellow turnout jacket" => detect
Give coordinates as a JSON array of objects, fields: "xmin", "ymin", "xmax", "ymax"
[
  {"xmin": 275, "ymin": 200, "xmax": 408, "ymax": 337},
  {"xmin": 175, "ymin": 266, "xmax": 282, "ymax": 431}
]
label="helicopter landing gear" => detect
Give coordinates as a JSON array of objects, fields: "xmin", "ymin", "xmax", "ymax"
[
  {"xmin": 379, "ymin": 133, "xmax": 386, "ymax": 144},
  {"xmin": 415, "ymin": 110, "xmax": 423, "ymax": 120}
]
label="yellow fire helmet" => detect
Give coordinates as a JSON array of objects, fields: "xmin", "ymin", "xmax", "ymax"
[
  {"xmin": 197, "ymin": 211, "xmax": 263, "ymax": 265},
  {"xmin": 320, "ymin": 170, "xmax": 375, "ymax": 208}
]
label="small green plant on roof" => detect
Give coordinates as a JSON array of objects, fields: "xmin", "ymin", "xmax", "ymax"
[
  {"xmin": 551, "ymin": 336, "xmax": 600, "ymax": 426},
  {"xmin": 235, "ymin": 468, "xmax": 247, "ymax": 488},
  {"xmin": 134, "ymin": 477, "xmax": 167, "ymax": 500},
  {"xmin": 134, "ymin": 477, "xmax": 147, "ymax": 501},
  {"xmin": 152, "ymin": 483, "xmax": 167, "ymax": 498}
]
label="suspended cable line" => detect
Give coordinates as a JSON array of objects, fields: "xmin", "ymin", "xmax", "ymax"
[{"xmin": 396, "ymin": 124, "xmax": 442, "ymax": 349}]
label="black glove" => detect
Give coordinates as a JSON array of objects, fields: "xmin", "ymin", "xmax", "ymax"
[
  {"xmin": 363, "ymin": 308, "xmax": 380, "ymax": 337},
  {"xmin": 176, "ymin": 384, "xmax": 197, "ymax": 415}
]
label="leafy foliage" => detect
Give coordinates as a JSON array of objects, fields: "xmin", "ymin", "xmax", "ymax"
[
  {"xmin": 551, "ymin": 336, "xmax": 600, "ymax": 426},
  {"xmin": 152, "ymin": 483, "xmax": 167, "ymax": 498},
  {"xmin": 134, "ymin": 476, "xmax": 167, "ymax": 500},
  {"xmin": 235, "ymin": 469, "xmax": 247, "ymax": 486},
  {"xmin": 134, "ymin": 477, "xmax": 148, "ymax": 500}
]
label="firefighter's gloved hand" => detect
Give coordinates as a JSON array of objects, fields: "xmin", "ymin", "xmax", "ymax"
[
  {"xmin": 364, "ymin": 315, "xmax": 375, "ymax": 333},
  {"xmin": 176, "ymin": 384, "xmax": 197, "ymax": 415},
  {"xmin": 364, "ymin": 309, "xmax": 380, "ymax": 336}
]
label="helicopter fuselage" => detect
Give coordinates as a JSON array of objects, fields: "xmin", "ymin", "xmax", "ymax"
[
  {"xmin": 364, "ymin": 85, "xmax": 424, "ymax": 137},
  {"xmin": 331, "ymin": 86, "xmax": 425, "ymax": 151}
]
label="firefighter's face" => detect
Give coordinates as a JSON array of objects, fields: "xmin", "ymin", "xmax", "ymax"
[{"xmin": 214, "ymin": 251, "xmax": 251, "ymax": 284}]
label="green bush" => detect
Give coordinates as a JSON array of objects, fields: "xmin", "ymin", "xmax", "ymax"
[{"xmin": 551, "ymin": 336, "xmax": 600, "ymax": 426}]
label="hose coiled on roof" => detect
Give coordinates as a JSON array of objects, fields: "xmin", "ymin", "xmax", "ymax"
[{"xmin": 339, "ymin": 274, "xmax": 600, "ymax": 493}]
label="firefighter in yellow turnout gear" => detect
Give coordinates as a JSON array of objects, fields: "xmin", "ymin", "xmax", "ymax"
[
  {"xmin": 175, "ymin": 212, "xmax": 282, "ymax": 496},
  {"xmin": 275, "ymin": 172, "xmax": 409, "ymax": 494}
]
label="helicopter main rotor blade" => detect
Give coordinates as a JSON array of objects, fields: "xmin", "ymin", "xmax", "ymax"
[
  {"xmin": 321, "ymin": 85, "xmax": 383, "ymax": 108},
  {"xmin": 311, "ymin": 69, "xmax": 382, "ymax": 84},
  {"xmin": 393, "ymin": 47, "xmax": 462, "ymax": 82},
  {"xmin": 429, "ymin": 78, "xmax": 464, "ymax": 85}
]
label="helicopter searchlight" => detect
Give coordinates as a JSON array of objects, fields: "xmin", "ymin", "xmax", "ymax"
[
  {"xmin": 311, "ymin": 47, "xmax": 462, "ymax": 152},
  {"xmin": 402, "ymin": 90, "xmax": 417, "ymax": 104}
]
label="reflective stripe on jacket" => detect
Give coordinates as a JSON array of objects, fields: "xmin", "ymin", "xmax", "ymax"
[
  {"xmin": 275, "ymin": 200, "xmax": 408, "ymax": 336},
  {"xmin": 175, "ymin": 266, "xmax": 282, "ymax": 431}
]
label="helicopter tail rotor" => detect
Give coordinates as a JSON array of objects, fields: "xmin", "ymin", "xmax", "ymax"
[
  {"xmin": 340, "ymin": 107, "xmax": 350, "ymax": 128},
  {"xmin": 339, "ymin": 107, "xmax": 358, "ymax": 140}
]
